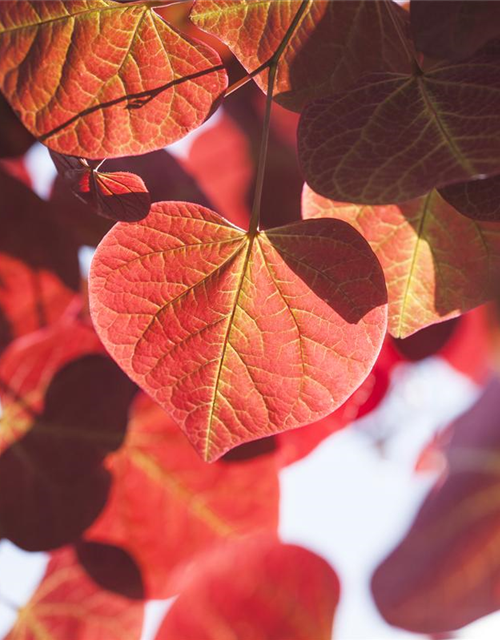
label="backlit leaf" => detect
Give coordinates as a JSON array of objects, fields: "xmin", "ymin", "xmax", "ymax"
[
  {"xmin": 5, "ymin": 547, "xmax": 144, "ymax": 640},
  {"xmin": 298, "ymin": 59, "xmax": 500, "ymax": 204},
  {"xmin": 0, "ymin": 1, "xmax": 227, "ymax": 158},
  {"xmin": 410, "ymin": 0, "xmax": 500, "ymax": 61},
  {"xmin": 155, "ymin": 536, "xmax": 340, "ymax": 640},
  {"xmin": 439, "ymin": 175, "xmax": 500, "ymax": 222},
  {"xmin": 86, "ymin": 392, "xmax": 279, "ymax": 598},
  {"xmin": 89, "ymin": 201, "xmax": 388, "ymax": 461},
  {"xmin": 303, "ymin": 186, "xmax": 500, "ymax": 338},
  {"xmin": 190, "ymin": 0, "xmax": 411, "ymax": 111},
  {"xmin": 372, "ymin": 378, "xmax": 500, "ymax": 633},
  {"xmin": 51, "ymin": 152, "xmax": 150, "ymax": 222}
]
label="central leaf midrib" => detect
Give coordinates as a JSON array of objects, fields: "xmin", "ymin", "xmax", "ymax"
[{"xmin": 204, "ymin": 234, "xmax": 255, "ymax": 461}]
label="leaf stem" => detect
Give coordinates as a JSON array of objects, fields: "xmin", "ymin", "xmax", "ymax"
[
  {"xmin": 247, "ymin": 0, "xmax": 309, "ymax": 236},
  {"xmin": 248, "ymin": 64, "xmax": 277, "ymax": 236},
  {"xmin": 384, "ymin": 0, "xmax": 420, "ymax": 71}
]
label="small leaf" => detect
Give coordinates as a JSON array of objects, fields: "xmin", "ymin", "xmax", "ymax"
[
  {"xmin": 5, "ymin": 547, "xmax": 144, "ymax": 640},
  {"xmin": 439, "ymin": 175, "xmax": 500, "ymax": 222},
  {"xmin": 86, "ymin": 392, "xmax": 279, "ymax": 598},
  {"xmin": 155, "ymin": 536, "xmax": 340, "ymax": 640},
  {"xmin": 298, "ymin": 60, "xmax": 500, "ymax": 204},
  {"xmin": 303, "ymin": 186, "xmax": 500, "ymax": 338},
  {"xmin": 0, "ymin": 1, "xmax": 227, "ymax": 158},
  {"xmin": 410, "ymin": 0, "xmax": 500, "ymax": 61},
  {"xmin": 191, "ymin": 0, "xmax": 411, "ymax": 111},
  {"xmin": 75, "ymin": 540, "xmax": 145, "ymax": 600},
  {"xmin": 372, "ymin": 377, "xmax": 500, "ymax": 633},
  {"xmin": 89, "ymin": 201, "xmax": 387, "ymax": 461},
  {"xmin": 51, "ymin": 152, "xmax": 150, "ymax": 222}
]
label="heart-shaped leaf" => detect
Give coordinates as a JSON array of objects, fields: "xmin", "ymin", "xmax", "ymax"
[
  {"xmin": 0, "ymin": 1, "xmax": 227, "ymax": 158},
  {"xmin": 191, "ymin": 0, "xmax": 411, "ymax": 111},
  {"xmin": 303, "ymin": 186, "xmax": 500, "ymax": 338},
  {"xmin": 89, "ymin": 201, "xmax": 387, "ymax": 461},
  {"xmin": 298, "ymin": 59, "xmax": 500, "ymax": 204}
]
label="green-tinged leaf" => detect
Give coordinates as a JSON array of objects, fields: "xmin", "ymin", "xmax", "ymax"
[
  {"xmin": 303, "ymin": 186, "xmax": 500, "ymax": 338},
  {"xmin": 89, "ymin": 201, "xmax": 387, "ymax": 461},
  {"xmin": 0, "ymin": 1, "xmax": 227, "ymax": 158},
  {"xmin": 190, "ymin": 0, "xmax": 412, "ymax": 112},
  {"xmin": 299, "ymin": 60, "xmax": 500, "ymax": 204}
]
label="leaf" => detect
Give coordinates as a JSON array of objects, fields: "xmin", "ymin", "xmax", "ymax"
[
  {"xmin": 0, "ymin": 353, "xmax": 137, "ymax": 550},
  {"xmin": 0, "ymin": 309, "xmax": 137, "ymax": 549},
  {"xmin": 86, "ymin": 392, "xmax": 279, "ymax": 598},
  {"xmin": 190, "ymin": 0, "xmax": 412, "ymax": 111},
  {"xmin": 75, "ymin": 540, "xmax": 145, "ymax": 600},
  {"xmin": 439, "ymin": 175, "xmax": 500, "ymax": 222},
  {"xmin": 0, "ymin": 93, "xmax": 33, "ymax": 158},
  {"xmin": 298, "ymin": 59, "xmax": 500, "ymax": 204},
  {"xmin": 0, "ymin": 1, "xmax": 227, "ymax": 158},
  {"xmin": 51, "ymin": 152, "xmax": 150, "ymax": 222},
  {"xmin": 410, "ymin": 0, "xmax": 500, "ymax": 61},
  {"xmin": 89, "ymin": 201, "xmax": 388, "ymax": 461},
  {"xmin": 155, "ymin": 536, "xmax": 340, "ymax": 640},
  {"xmin": 0, "ymin": 169, "xmax": 80, "ymax": 354},
  {"xmin": 303, "ymin": 186, "xmax": 500, "ymax": 338},
  {"xmin": 372, "ymin": 377, "xmax": 500, "ymax": 633},
  {"xmin": 5, "ymin": 547, "xmax": 144, "ymax": 640}
]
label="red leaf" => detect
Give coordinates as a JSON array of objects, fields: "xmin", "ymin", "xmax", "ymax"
[
  {"xmin": 0, "ymin": 170, "xmax": 79, "ymax": 353},
  {"xmin": 86, "ymin": 393, "xmax": 279, "ymax": 598},
  {"xmin": 439, "ymin": 174, "xmax": 500, "ymax": 222},
  {"xmin": 89, "ymin": 201, "xmax": 387, "ymax": 461},
  {"xmin": 298, "ymin": 60, "xmax": 500, "ymax": 204},
  {"xmin": 372, "ymin": 377, "xmax": 500, "ymax": 633},
  {"xmin": 0, "ymin": 1, "xmax": 227, "ymax": 158},
  {"xmin": 0, "ymin": 93, "xmax": 33, "ymax": 158},
  {"xmin": 5, "ymin": 547, "xmax": 144, "ymax": 640},
  {"xmin": 410, "ymin": 0, "xmax": 500, "ymax": 61},
  {"xmin": 155, "ymin": 536, "xmax": 340, "ymax": 640},
  {"xmin": 303, "ymin": 186, "xmax": 500, "ymax": 338},
  {"xmin": 190, "ymin": 0, "xmax": 411, "ymax": 111},
  {"xmin": 51, "ymin": 152, "xmax": 150, "ymax": 222}
]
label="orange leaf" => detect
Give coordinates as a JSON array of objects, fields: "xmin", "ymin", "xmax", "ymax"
[
  {"xmin": 89, "ymin": 202, "xmax": 387, "ymax": 461},
  {"xmin": 303, "ymin": 186, "xmax": 500, "ymax": 338},
  {"xmin": 0, "ymin": 1, "xmax": 227, "ymax": 158}
]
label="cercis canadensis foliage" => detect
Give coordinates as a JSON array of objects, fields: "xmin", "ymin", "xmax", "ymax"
[{"xmin": 1, "ymin": 0, "xmax": 500, "ymax": 638}]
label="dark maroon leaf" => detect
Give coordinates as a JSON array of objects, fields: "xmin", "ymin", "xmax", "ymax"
[
  {"xmin": 75, "ymin": 540, "xmax": 145, "ymax": 600},
  {"xmin": 411, "ymin": 0, "xmax": 500, "ymax": 61},
  {"xmin": 439, "ymin": 175, "xmax": 500, "ymax": 221}
]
